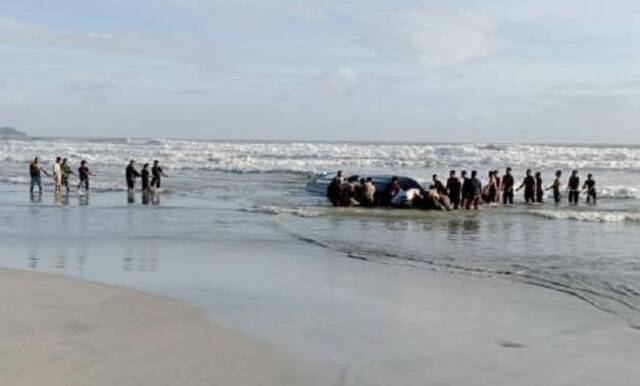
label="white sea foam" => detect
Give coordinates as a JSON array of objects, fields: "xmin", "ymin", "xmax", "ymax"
[
  {"xmin": 3, "ymin": 138, "xmax": 640, "ymax": 174},
  {"xmin": 530, "ymin": 209, "xmax": 640, "ymax": 223},
  {"xmin": 244, "ymin": 206, "xmax": 323, "ymax": 218}
]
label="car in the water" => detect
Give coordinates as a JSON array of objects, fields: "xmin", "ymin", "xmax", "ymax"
[{"xmin": 307, "ymin": 173, "xmax": 423, "ymax": 206}]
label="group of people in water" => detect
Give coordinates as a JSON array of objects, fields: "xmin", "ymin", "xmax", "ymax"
[
  {"xmin": 28, "ymin": 157, "xmax": 168, "ymax": 196},
  {"xmin": 327, "ymin": 168, "xmax": 598, "ymax": 211}
]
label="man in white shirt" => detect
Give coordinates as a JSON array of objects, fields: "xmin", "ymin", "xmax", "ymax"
[{"xmin": 53, "ymin": 157, "xmax": 62, "ymax": 194}]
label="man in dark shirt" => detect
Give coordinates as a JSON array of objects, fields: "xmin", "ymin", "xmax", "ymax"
[
  {"xmin": 467, "ymin": 170, "xmax": 482, "ymax": 210},
  {"xmin": 535, "ymin": 172, "xmax": 544, "ymax": 203},
  {"xmin": 141, "ymin": 163, "xmax": 151, "ymax": 192},
  {"xmin": 446, "ymin": 170, "xmax": 462, "ymax": 209},
  {"xmin": 546, "ymin": 170, "xmax": 562, "ymax": 204},
  {"xmin": 461, "ymin": 170, "xmax": 472, "ymax": 209},
  {"xmin": 327, "ymin": 170, "xmax": 343, "ymax": 206},
  {"xmin": 583, "ymin": 173, "xmax": 597, "ymax": 204},
  {"xmin": 501, "ymin": 167, "xmax": 515, "ymax": 205},
  {"xmin": 151, "ymin": 160, "xmax": 168, "ymax": 189},
  {"xmin": 125, "ymin": 160, "xmax": 141, "ymax": 192},
  {"xmin": 567, "ymin": 170, "xmax": 580, "ymax": 205},
  {"xmin": 77, "ymin": 160, "xmax": 95, "ymax": 192},
  {"xmin": 516, "ymin": 169, "xmax": 536, "ymax": 203}
]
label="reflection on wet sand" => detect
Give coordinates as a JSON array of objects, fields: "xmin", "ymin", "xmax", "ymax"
[
  {"xmin": 78, "ymin": 194, "xmax": 89, "ymax": 206},
  {"xmin": 29, "ymin": 192, "xmax": 42, "ymax": 203}
]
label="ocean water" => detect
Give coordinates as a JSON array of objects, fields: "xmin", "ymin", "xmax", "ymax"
[{"xmin": 1, "ymin": 137, "xmax": 639, "ymax": 326}]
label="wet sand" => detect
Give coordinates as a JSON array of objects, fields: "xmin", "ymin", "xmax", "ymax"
[{"xmin": 0, "ymin": 269, "xmax": 295, "ymax": 386}]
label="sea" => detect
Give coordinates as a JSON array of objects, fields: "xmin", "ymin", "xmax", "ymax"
[{"xmin": 1, "ymin": 137, "xmax": 639, "ymax": 328}]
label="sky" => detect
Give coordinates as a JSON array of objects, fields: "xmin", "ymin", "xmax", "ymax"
[{"xmin": 0, "ymin": 0, "xmax": 639, "ymax": 142}]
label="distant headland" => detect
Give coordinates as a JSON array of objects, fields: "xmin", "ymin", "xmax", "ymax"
[{"xmin": 0, "ymin": 127, "xmax": 28, "ymax": 138}]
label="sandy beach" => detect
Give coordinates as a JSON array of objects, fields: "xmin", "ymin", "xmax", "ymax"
[{"xmin": 0, "ymin": 269, "xmax": 295, "ymax": 386}]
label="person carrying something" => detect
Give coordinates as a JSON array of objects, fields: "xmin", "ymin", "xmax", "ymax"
[
  {"xmin": 567, "ymin": 170, "xmax": 580, "ymax": 205},
  {"xmin": 446, "ymin": 170, "xmax": 462, "ymax": 210},
  {"xmin": 516, "ymin": 169, "xmax": 536, "ymax": 203},
  {"xmin": 126, "ymin": 160, "xmax": 141, "ymax": 192},
  {"xmin": 77, "ymin": 160, "xmax": 95, "ymax": 193},
  {"xmin": 582, "ymin": 173, "xmax": 597, "ymax": 205},
  {"xmin": 501, "ymin": 167, "xmax": 515, "ymax": 205},
  {"xmin": 150, "ymin": 160, "xmax": 168, "ymax": 190},
  {"xmin": 29, "ymin": 157, "xmax": 50, "ymax": 194},
  {"xmin": 545, "ymin": 170, "xmax": 562, "ymax": 204}
]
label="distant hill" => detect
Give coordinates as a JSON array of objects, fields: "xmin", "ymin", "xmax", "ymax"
[{"xmin": 0, "ymin": 127, "xmax": 28, "ymax": 138}]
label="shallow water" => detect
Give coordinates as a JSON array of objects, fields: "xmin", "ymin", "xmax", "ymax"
[
  {"xmin": 1, "ymin": 137, "xmax": 639, "ymax": 325},
  {"xmin": 0, "ymin": 139, "xmax": 640, "ymax": 385}
]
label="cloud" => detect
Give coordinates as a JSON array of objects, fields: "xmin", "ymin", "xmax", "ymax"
[
  {"xmin": 0, "ymin": 17, "xmax": 228, "ymax": 71},
  {"xmin": 315, "ymin": 67, "xmax": 362, "ymax": 96},
  {"xmin": 375, "ymin": 8, "xmax": 500, "ymax": 67},
  {"xmin": 0, "ymin": 82, "xmax": 27, "ymax": 110}
]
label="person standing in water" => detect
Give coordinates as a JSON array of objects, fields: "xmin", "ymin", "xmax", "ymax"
[
  {"xmin": 77, "ymin": 160, "xmax": 95, "ymax": 193},
  {"xmin": 141, "ymin": 163, "xmax": 151, "ymax": 192},
  {"xmin": 468, "ymin": 170, "xmax": 482, "ymax": 210},
  {"xmin": 535, "ymin": 172, "xmax": 544, "ymax": 203},
  {"xmin": 516, "ymin": 169, "xmax": 536, "ymax": 203},
  {"xmin": 546, "ymin": 170, "xmax": 563, "ymax": 204},
  {"xmin": 60, "ymin": 158, "xmax": 75, "ymax": 194},
  {"xmin": 362, "ymin": 177, "xmax": 376, "ymax": 207},
  {"xmin": 53, "ymin": 157, "xmax": 62, "ymax": 194},
  {"xmin": 567, "ymin": 170, "xmax": 580, "ymax": 205},
  {"xmin": 150, "ymin": 160, "xmax": 168, "ymax": 190},
  {"xmin": 482, "ymin": 171, "xmax": 498, "ymax": 204},
  {"xmin": 501, "ymin": 167, "xmax": 515, "ymax": 205},
  {"xmin": 29, "ymin": 157, "xmax": 49, "ymax": 194},
  {"xmin": 493, "ymin": 170, "xmax": 502, "ymax": 203},
  {"xmin": 125, "ymin": 160, "xmax": 141, "ymax": 193},
  {"xmin": 446, "ymin": 170, "xmax": 462, "ymax": 210},
  {"xmin": 327, "ymin": 170, "xmax": 343, "ymax": 206},
  {"xmin": 582, "ymin": 173, "xmax": 597, "ymax": 205}
]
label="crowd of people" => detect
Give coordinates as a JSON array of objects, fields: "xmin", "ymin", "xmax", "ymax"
[
  {"xmin": 28, "ymin": 157, "xmax": 168, "ymax": 195},
  {"xmin": 326, "ymin": 168, "xmax": 598, "ymax": 211}
]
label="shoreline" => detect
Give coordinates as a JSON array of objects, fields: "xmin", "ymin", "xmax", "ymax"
[{"xmin": 0, "ymin": 269, "xmax": 295, "ymax": 386}]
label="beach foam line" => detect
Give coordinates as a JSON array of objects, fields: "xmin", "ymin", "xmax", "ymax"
[
  {"xmin": 0, "ymin": 269, "xmax": 295, "ymax": 386},
  {"xmin": 530, "ymin": 209, "xmax": 640, "ymax": 223}
]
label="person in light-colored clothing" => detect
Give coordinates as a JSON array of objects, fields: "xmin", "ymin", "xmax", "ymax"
[{"xmin": 53, "ymin": 157, "xmax": 62, "ymax": 194}]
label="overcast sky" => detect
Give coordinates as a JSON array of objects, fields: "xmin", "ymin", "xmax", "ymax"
[{"xmin": 1, "ymin": 0, "xmax": 639, "ymax": 142}]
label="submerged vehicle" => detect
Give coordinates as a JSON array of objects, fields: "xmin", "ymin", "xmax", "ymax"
[{"xmin": 306, "ymin": 173, "xmax": 424, "ymax": 207}]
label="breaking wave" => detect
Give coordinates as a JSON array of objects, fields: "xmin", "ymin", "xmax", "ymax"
[
  {"xmin": 3, "ymin": 138, "xmax": 640, "ymax": 174},
  {"xmin": 530, "ymin": 209, "xmax": 640, "ymax": 223}
]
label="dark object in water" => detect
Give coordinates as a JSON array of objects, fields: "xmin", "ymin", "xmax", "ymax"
[{"xmin": 307, "ymin": 173, "xmax": 422, "ymax": 207}]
